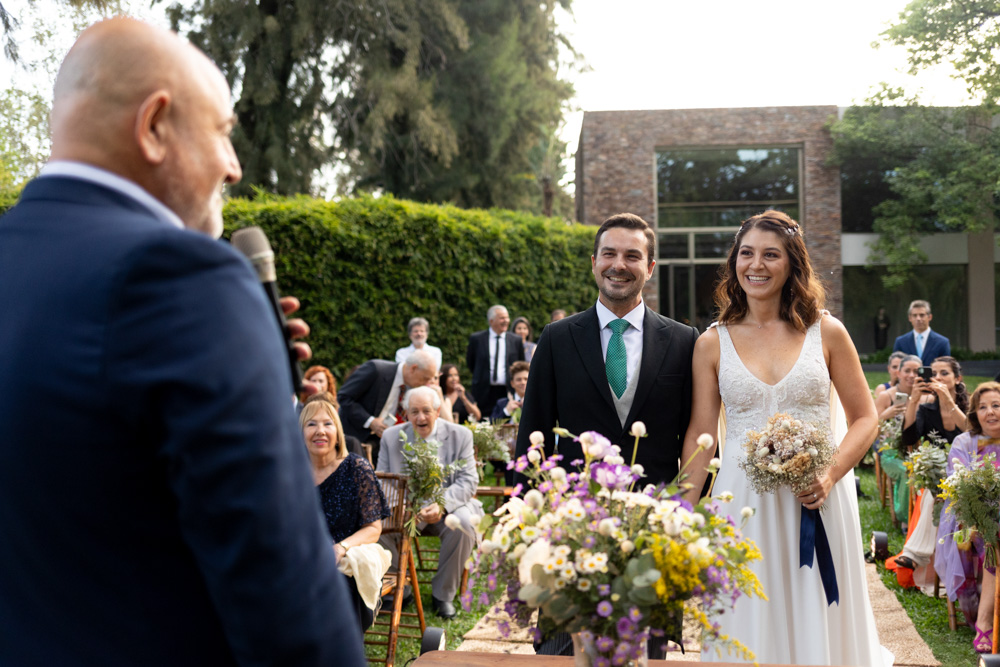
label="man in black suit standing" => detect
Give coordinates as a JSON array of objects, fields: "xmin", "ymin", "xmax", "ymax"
[
  {"xmin": 337, "ymin": 349, "xmax": 438, "ymax": 465},
  {"xmin": 466, "ymin": 304, "xmax": 525, "ymax": 409},
  {"xmin": 516, "ymin": 212, "xmax": 698, "ymax": 488},
  {"xmin": 515, "ymin": 212, "xmax": 698, "ymax": 656}
]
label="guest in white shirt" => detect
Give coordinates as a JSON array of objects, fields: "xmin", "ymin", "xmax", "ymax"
[{"xmin": 394, "ymin": 317, "xmax": 443, "ymax": 369}]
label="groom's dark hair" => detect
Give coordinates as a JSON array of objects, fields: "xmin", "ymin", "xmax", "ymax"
[{"xmin": 593, "ymin": 213, "xmax": 655, "ymax": 265}]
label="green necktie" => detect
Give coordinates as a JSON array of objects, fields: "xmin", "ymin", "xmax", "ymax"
[{"xmin": 606, "ymin": 319, "xmax": 629, "ymax": 398}]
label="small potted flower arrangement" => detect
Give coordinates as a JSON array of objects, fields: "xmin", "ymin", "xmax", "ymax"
[{"xmin": 463, "ymin": 424, "xmax": 763, "ymax": 666}]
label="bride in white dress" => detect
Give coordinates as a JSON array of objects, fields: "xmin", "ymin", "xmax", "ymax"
[{"xmin": 681, "ymin": 210, "xmax": 890, "ymax": 666}]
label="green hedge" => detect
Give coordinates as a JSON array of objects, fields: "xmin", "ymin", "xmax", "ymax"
[
  {"xmin": 0, "ymin": 187, "xmax": 598, "ymax": 381},
  {"xmin": 221, "ymin": 194, "xmax": 595, "ymax": 381}
]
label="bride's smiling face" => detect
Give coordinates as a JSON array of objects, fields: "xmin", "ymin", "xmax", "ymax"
[{"xmin": 736, "ymin": 228, "xmax": 791, "ymax": 299}]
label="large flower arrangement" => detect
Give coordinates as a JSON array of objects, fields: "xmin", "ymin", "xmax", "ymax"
[
  {"xmin": 468, "ymin": 420, "xmax": 513, "ymax": 482},
  {"xmin": 904, "ymin": 433, "xmax": 948, "ymax": 495},
  {"xmin": 463, "ymin": 425, "xmax": 763, "ymax": 664},
  {"xmin": 939, "ymin": 452, "xmax": 1000, "ymax": 567}
]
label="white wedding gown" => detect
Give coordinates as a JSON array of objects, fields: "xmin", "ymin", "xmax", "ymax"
[{"xmin": 702, "ymin": 319, "xmax": 891, "ymax": 666}]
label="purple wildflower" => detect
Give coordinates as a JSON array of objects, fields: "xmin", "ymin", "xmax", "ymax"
[
  {"xmin": 582, "ymin": 535, "xmax": 597, "ymax": 548},
  {"xmin": 498, "ymin": 620, "xmax": 511, "ymax": 637},
  {"xmin": 514, "ymin": 459, "xmax": 529, "ymax": 473},
  {"xmin": 596, "ymin": 600, "xmax": 613, "ymax": 618},
  {"xmin": 529, "ymin": 627, "xmax": 543, "ymax": 642},
  {"xmin": 595, "ymin": 658, "xmax": 611, "ymax": 667},
  {"xmin": 460, "ymin": 590, "xmax": 473, "ymax": 610},
  {"xmin": 479, "ymin": 592, "xmax": 490, "ymax": 605},
  {"xmin": 487, "ymin": 574, "xmax": 497, "ymax": 591},
  {"xmin": 590, "ymin": 462, "xmax": 635, "ymax": 490},
  {"xmin": 538, "ymin": 480, "xmax": 553, "ymax": 493},
  {"xmin": 616, "ymin": 616, "xmax": 634, "ymax": 640},
  {"xmin": 628, "ymin": 607, "xmax": 643, "ymax": 623},
  {"xmin": 598, "ymin": 584, "xmax": 611, "ymax": 596},
  {"xmin": 511, "ymin": 483, "xmax": 523, "ymax": 497},
  {"xmin": 578, "ymin": 431, "xmax": 613, "ymax": 458},
  {"xmin": 595, "ymin": 635, "xmax": 615, "ymax": 652},
  {"xmin": 540, "ymin": 459, "xmax": 556, "ymax": 471},
  {"xmin": 570, "ymin": 459, "xmax": 584, "ymax": 467}
]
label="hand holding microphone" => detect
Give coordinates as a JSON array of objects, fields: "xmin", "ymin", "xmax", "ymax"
[{"xmin": 231, "ymin": 226, "xmax": 306, "ymax": 394}]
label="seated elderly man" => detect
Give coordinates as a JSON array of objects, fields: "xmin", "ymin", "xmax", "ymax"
[{"xmin": 377, "ymin": 386, "xmax": 482, "ymax": 618}]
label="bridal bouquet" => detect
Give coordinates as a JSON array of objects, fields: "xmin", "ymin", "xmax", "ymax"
[
  {"xmin": 400, "ymin": 433, "xmax": 465, "ymax": 537},
  {"xmin": 939, "ymin": 452, "xmax": 1000, "ymax": 567},
  {"xmin": 463, "ymin": 425, "xmax": 764, "ymax": 664},
  {"xmin": 739, "ymin": 412, "xmax": 835, "ymax": 495}
]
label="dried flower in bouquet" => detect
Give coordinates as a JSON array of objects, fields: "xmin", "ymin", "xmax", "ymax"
[
  {"xmin": 939, "ymin": 452, "xmax": 1000, "ymax": 567},
  {"xmin": 464, "ymin": 424, "xmax": 764, "ymax": 663},
  {"xmin": 738, "ymin": 412, "xmax": 835, "ymax": 495},
  {"xmin": 399, "ymin": 433, "xmax": 465, "ymax": 537}
]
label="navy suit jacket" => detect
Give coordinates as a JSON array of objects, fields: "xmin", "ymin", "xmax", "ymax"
[
  {"xmin": 892, "ymin": 329, "xmax": 951, "ymax": 365},
  {"xmin": 466, "ymin": 329, "xmax": 525, "ymax": 406},
  {"xmin": 337, "ymin": 359, "xmax": 399, "ymax": 441},
  {"xmin": 0, "ymin": 177, "xmax": 364, "ymax": 665},
  {"xmin": 515, "ymin": 305, "xmax": 699, "ymax": 486}
]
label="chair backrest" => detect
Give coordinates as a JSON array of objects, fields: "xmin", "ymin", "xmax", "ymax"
[{"xmin": 376, "ymin": 471, "xmax": 409, "ymax": 536}]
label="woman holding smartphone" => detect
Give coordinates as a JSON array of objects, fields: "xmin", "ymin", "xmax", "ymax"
[{"xmin": 901, "ymin": 355, "xmax": 968, "ymax": 448}]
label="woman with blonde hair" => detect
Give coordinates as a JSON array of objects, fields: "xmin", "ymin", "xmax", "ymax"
[{"xmin": 300, "ymin": 398, "xmax": 389, "ymax": 632}]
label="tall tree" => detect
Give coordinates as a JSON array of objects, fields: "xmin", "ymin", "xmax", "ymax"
[
  {"xmin": 829, "ymin": 0, "xmax": 1000, "ymax": 350},
  {"xmin": 167, "ymin": 0, "xmax": 471, "ymax": 198},
  {"xmin": 333, "ymin": 0, "xmax": 575, "ymax": 213}
]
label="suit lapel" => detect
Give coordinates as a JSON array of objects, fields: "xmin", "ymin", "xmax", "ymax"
[
  {"xmin": 569, "ymin": 306, "xmax": 616, "ymax": 411},
  {"xmin": 624, "ymin": 308, "xmax": 671, "ymax": 427}
]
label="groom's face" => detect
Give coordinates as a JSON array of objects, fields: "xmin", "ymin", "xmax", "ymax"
[{"xmin": 592, "ymin": 227, "xmax": 654, "ymax": 309}]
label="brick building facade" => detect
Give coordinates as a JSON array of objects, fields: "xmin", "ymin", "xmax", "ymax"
[{"xmin": 575, "ymin": 106, "xmax": 842, "ymax": 320}]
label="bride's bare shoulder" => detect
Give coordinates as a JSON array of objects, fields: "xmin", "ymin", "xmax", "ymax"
[{"xmin": 694, "ymin": 325, "xmax": 721, "ymax": 356}]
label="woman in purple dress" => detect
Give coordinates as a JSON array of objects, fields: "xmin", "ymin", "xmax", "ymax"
[{"xmin": 935, "ymin": 381, "xmax": 1000, "ymax": 652}]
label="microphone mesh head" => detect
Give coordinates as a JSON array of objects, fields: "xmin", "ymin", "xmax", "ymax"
[{"xmin": 231, "ymin": 226, "xmax": 276, "ymax": 282}]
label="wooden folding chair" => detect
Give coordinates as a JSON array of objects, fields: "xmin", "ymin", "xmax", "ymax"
[{"xmin": 367, "ymin": 472, "xmax": 426, "ymax": 667}]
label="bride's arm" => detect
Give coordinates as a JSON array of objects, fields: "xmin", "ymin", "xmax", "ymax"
[
  {"xmin": 822, "ymin": 316, "xmax": 879, "ymax": 483},
  {"xmin": 681, "ymin": 329, "xmax": 722, "ymax": 505}
]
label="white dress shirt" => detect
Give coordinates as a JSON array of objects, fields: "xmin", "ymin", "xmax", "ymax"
[
  {"xmin": 596, "ymin": 299, "xmax": 645, "ymax": 388},
  {"xmin": 394, "ymin": 343, "xmax": 443, "ymax": 369},
  {"xmin": 489, "ymin": 331, "xmax": 508, "ymax": 386}
]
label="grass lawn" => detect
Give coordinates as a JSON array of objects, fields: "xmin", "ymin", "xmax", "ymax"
[{"xmin": 860, "ymin": 372, "xmax": 989, "ymax": 667}]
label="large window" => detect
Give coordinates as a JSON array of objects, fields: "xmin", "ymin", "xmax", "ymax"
[{"xmin": 656, "ymin": 147, "xmax": 802, "ymax": 328}]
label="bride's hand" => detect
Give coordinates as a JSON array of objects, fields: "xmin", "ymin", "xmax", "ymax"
[{"xmin": 797, "ymin": 473, "xmax": 834, "ymax": 509}]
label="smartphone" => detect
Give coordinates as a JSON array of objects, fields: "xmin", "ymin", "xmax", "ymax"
[
  {"xmin": 918, "ymin": 366, "xmax": 933, "ymax": 382},
  {"xmin": 893, "ymin": 392, "xmax": 908, "ymax": 408}
]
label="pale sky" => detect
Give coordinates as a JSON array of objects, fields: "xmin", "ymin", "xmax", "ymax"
[
  {"xmin": 2, "ymin": 0, "xmax": 977, "ymax": 193},
  {"xmin": 558, "ymin": 0, "xmax": 974, "ymax": 155}
]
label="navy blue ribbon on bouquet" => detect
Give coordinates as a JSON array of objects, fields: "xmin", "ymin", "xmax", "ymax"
[{"xmin": 799, "ymin": 506, "xmax": 839, "ymax": 605}]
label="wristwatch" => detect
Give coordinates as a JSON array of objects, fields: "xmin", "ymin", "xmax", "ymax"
[{"xmin": 339, "ymin": 541, "xmax": 351, "ymax": 552}]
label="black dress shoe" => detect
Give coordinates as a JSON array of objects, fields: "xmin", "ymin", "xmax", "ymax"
[
  {"xmin": 381, "ymin": 585, "xmax": 413, "ymax": 609},
  {"xmin": 431, "ymin": 596, "xmax": 457, "ymax": 619}
]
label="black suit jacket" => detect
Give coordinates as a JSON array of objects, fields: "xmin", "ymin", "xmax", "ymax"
[
  {"xmin": 466, "ymin": 329, "xmax": 525, "ymax": 406},
  {"xmin": 515, "ymin": 305, "xmax": 698, "ymax": 486},
  {"xmin": 337, "ymin": 359, "xmax": 399, "ymax": 441},
  {"xmin": 0, "ymin": 176, "xmax": 364, "ymax": 665}
]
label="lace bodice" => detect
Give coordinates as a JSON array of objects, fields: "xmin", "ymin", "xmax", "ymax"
[{"xmin": 716, "ymin": 317, "xmax": 831, "ymax": 463}]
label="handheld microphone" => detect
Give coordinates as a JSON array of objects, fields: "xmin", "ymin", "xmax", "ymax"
[{"xmin": 230, "ymin": 226, "xmax": 304, "ymax": 394}]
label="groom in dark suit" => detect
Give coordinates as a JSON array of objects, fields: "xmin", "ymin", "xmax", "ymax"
[
  {"xmin": 516, "ymin": 212, "xmax": 699, "ymax": 487},
  {"xmin": 0, "ymin": 18, "xmax": 363, "ymax": 666}
]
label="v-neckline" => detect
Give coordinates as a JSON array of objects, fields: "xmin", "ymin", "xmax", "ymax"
[{"xmin": 725, "ymin": 324, "xmax": 810, "ymax": 388}]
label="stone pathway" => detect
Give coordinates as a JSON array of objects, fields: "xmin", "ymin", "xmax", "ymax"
[{"xmin": 456, "ymin": 564, "xmax": 939, "ymax": 666}]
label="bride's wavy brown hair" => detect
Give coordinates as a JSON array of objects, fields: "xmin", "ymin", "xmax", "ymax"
[{"xmin": 714, "ymin": 210, "xmax": 826, "ymax": 333}]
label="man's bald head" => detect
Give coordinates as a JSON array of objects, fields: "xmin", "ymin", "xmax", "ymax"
[{"xmin": 50, "ymin": 17, "xmax": 241, "ymax": 237}]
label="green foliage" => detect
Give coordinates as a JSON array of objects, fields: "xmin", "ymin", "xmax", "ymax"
[
  {"xmin": 829, "ymin": 101, "xmax": 1000, "ymax": 289},
  {"xmin": 221, "ymin": 193, "xmax": 597, "ymax": 380},
  {"xmin": 881, "ymin": 0, "xmax": 1000, "ymax": 105},
  {"xmin": 0, "ymin": 87, "xmax": 50, "ymax": 188},
  {"xmin": 334, "ymin": 0, "xmax": 576, "ymax": 214}
]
